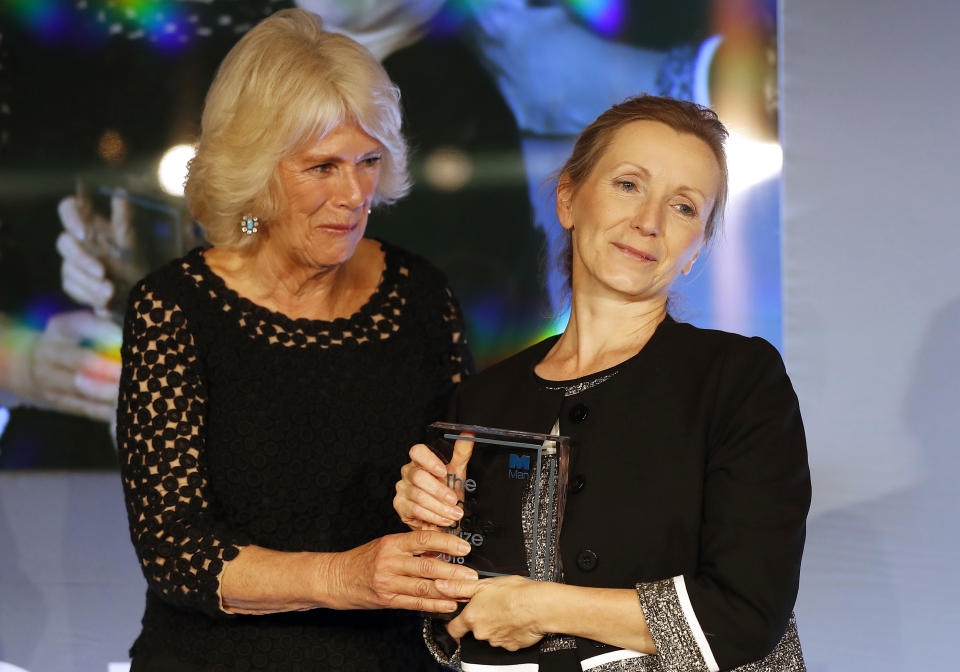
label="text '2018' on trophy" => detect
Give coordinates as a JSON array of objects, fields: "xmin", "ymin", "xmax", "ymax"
[{"xmin": 426, "ymin": 422, "xmax": 571, "ymax": 582}]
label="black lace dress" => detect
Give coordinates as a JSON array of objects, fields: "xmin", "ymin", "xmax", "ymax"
[{"xmin": 116, "ymin": 241, "xmax": 473, "ymax": 671}]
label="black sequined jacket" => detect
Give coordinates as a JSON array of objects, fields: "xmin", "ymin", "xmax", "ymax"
[
  {"xmin": 429, "ymin": 316, "xmax": 810, "ymax": 672},
  {"xmin": 116, "ymin": 241, "xmax": 473, "ymax": 671}
]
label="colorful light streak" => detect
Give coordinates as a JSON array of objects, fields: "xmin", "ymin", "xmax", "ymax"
[
  {"xmin": 0, "ymin": 321, "xmax": 37, "ymax": 389},
  {"xmin": 464, "ymin": 296, "xmax": 568, "ymax": 370},
  {"xmin": 20, "ymin": 292, "xmax": 72, "ymax": 332},
  {"xmin": 564, "ymin": 0, "xmax": 628, "ymax": 37},
  {"xmin": 428, "ymin": 0, "xmax": 496, "ymax": 37},
  {"xmin": 0, "ymin": 296, "xmax": 122, "ymax": 392},
  {"xmin": 5, "ymin": 0, "xmax": 73, "ymax": 43},
  {"xmin": 6, "ymin": 0, "xmax": 194, "ymax": 51}
]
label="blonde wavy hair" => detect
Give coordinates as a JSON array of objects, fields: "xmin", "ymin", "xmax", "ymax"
[{"xmin": 185, "ymin": 8, "xmax": 410, "ymax": 248}]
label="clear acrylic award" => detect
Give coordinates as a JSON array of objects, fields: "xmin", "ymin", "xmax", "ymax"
[{"xmin": 426, "ymin": 422, "xmax": 571, "ymax": 582}]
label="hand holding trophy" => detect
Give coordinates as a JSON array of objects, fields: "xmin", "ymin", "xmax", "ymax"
[
  {"xmin": 396, "ymin": 435, "xmax": 473, "ymax": 531},
  {"xmin": 420, "ymin": 422, "xmax": 571, "ymax": 582},
  {"xmin": 396, "ymin": 423, "xmax": 571, "ymax": 665}
]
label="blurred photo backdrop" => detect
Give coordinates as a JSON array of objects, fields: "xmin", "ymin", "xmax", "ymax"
[
  {"xmin": 0, "ymin": 0, "xmax": 781, "ymax": 470},
  {"xmin": 8, "ymin": 1, "xmax": 955, "ymax": 670}
]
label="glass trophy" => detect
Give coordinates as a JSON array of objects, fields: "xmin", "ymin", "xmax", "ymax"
[
  {"xmin": 425, "ymin": 421, "xmax": 571, "ymax": 582},
  {"xmin": 80, "ymin": 183, "xmax": 203, "ymax": 322}
]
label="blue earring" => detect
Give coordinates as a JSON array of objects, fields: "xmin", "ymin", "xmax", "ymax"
[{"xmin": 240, "ymin": 215, "xmax": 259, "ymax": 235}]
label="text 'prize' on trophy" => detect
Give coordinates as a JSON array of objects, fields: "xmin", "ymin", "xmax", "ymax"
[{"xmin": 425, "ymin": 422, "xmax": 571, "ymax": 582}]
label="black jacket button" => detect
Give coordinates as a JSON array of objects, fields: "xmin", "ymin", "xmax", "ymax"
[
  {"xmin": 576, "ymin": 549, "xmax": 598, "ymax": 572},
  {"xmin": 568, "ymin": 403, "xmax": 589, "ymax": 424},
  {"xmin": 570, "ymin": 474, "xmax": 586, "ymax": 493}
]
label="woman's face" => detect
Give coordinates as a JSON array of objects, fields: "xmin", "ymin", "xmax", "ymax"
[
  {"xmin": 272, "ymin": 122, "xmax": 382, "ymax": 268},
  {"xmin": 558, "ymin": 120, "xmax": 721, "ymax": 303}
]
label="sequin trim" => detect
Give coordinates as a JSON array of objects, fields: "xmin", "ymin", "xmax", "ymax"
[
  {"xmin": 423, "ymin": 616, "xmax": 462, "ymax": 670},
  {"xmin": 542, "ymin": 371, "xmax": 619, "ymax": 397},
  {"xmin": 635, "ymin": 577, "xmax": 807, "ymax": 672}
]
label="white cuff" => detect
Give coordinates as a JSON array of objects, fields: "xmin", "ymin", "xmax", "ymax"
[{"xmin": 673, "ymin": 575, "xmax": 719, "ymax": 672}]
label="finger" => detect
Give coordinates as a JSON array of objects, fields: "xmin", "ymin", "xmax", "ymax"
[
  {"xmin": 403, "ymin": 522, "xmax": 442, "ymax": 533},
  {"xmin": 33, "ymin": 358, "xmax": 81, "ymax": 397},
  {"xmin": 58, "ymin": 197, "xmax": 88, "ymax": 241},
  {"xmin": 76, "ymin": 368, "xmax": 121, "ymax": 401},
  {"xmin": 34, "ymin": 342, "xmax": 118, "ymax": 410},
  {"xmin": 402, "ymin": 530, "xmax": 472, "ymax": 557},
  {"xmin": 395, "ymin": 490, "xmax": 457, "ymax": 528},
  {"xmin": 397, "ymin": 555, "xmax": 478, "ymax": 582},
  {"xmin": 77, "ymin": 352, "xmax": 122, "ymax": 383},
  {"xmin": 398, "ymin": 475, "xmax": 462, "ymax": 521},
  {"xmin": 56, "ymin": 232, "xmax": 105, "ymax": 279},
  {"xmin": 44, "ymin": 392, "xmax": 115, "ymax": 423},
  {"xmin": 449, "ymin": 436, "xmax": 474, "ymax": 475},
  {"xmin": 446, "ymin": 614, "xmax": 469, "ymax": 642},
  {"xmin": 34, "ymin": 340, "xmax": 88, "ymax": 372},
  {"xmin": 62, "ymin": 261, "xmax": 113, "ymax": 309},
  {"xmin": 399, "ymin": 498, "xmax": 458, "ymax": 528},
  {"xmin": 410, "ymin": 463, "xmax": 462, "ymax": 508},
  {"xmin": 409, "ymin": 443, "xmax": 448, "ymax": 479},
  {"xmin": 110, "ymin": 193, "xmax": 135, "ymax": 248},
  {"xmin": 434, "ymin": 578, "xmax": 481, "ymax": 600},
  {"xmin": 71, "ymin": 312, "xmax": 123, "ymax": 345},
  {"xmin": 384, "ymin": 573, "xmax": 477, "ymax": 606},
  {"xmin": 384, "ymin": 594, "xmax": 459, "ymax": 614},
  {"xmin": 45, "ymin": 310, "xmax": 121, "ymax": 344}
]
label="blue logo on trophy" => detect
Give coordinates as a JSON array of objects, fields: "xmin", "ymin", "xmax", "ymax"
[{"xmin": 508, "ymin": 453, "xmax": 530, "ymax": 479}]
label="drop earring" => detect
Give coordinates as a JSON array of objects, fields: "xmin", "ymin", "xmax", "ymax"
[{"xmin": 240, "ymin": 215, "xmax": 259, "ymax": 235}]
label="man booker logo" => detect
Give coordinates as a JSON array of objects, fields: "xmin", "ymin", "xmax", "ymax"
[{"xmin": 508, "ymin": 453, "xmax": 530, "ymax": 480}]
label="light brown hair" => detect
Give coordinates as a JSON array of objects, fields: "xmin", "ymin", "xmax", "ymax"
[{"xmin": 558, "ymin": 95, "xmax": 729, "ymax": 289}]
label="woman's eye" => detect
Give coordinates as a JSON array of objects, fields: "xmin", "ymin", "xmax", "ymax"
[
  {"xmin": 362, "ymin": 156, "xmax": 382, "ymax": 167},
  {"xmin": 310, "ymin": 163, "xmax": 334, "ymax": 173},
  {"xmin": 673, "ymin": 203, "xmax": 696, "ymax": 217},
  {"xmin": 616, "ymin": 180, "xmax": 637, "ymax": 192}
]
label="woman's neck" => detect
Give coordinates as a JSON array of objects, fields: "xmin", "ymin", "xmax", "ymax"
[
  {"xmin": 206, "ymin": 238, "xmax": 381, "ymax": 321},
  {"xmin": 538, "ymin": 290, "xmax": 667, "ymax": 380}
]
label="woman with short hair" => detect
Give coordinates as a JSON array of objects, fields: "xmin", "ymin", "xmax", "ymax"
[
  {"xmin": 117, "ymin": 9, "xmax": 476, "ymax": 671},
  {"xmin": 395, "ymin": 95, "xmax": 810, "ymax": 671}
]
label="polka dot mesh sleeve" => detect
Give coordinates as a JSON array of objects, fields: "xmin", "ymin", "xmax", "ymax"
[
  {"xmin": 441, "ymin": 285, "xmax": 474, "ymax": 385},
  {"xmin": 117, "ymin": 280, "xmax": 245, "ymax": 618}
]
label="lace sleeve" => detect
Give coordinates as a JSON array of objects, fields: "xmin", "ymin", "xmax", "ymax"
[
  {"xmin": 441, "ymin": 285, "xmax": 475, "ymax": 384},
  {"xmin": 116, "ymin": 279, "xmax": 245, "ymax": 617}
]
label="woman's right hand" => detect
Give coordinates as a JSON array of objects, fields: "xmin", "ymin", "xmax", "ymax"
[
  {"xmin": 333, "ymin": 530, "xmax": 478, "ymax": 613},
  {"xmin": 394, "ymin": 439, "xmax": 473, "ymax": 530},
  {"xmin": 57, "ymin": 194, "xmax": 131, "ymax": 312}
]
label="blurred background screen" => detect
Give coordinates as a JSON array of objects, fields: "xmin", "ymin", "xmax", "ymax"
[{"xmin": 0, "ymin": 0, "xmax": 781, "ymax": 469}]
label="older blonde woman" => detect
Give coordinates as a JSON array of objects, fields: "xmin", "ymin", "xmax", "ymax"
[
  {"xmin": 395, "ymin": 96, "xmax": 810, "ymax": 671},
  {"xmin": 116, "ymin": 10, "xmax": 477, "ymax": 671}
]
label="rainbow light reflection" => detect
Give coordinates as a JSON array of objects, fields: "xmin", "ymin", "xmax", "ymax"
[
  {"xmin": 429, "ymin": 0, "xmax": 496, "ymax": 37},
  {"xmin": 6, "ymin": 0, "xmax": 193, "ymax": 51},
  {"xmin": 464, "ymin": 298, "xmax": 569, "ymax": 370},
  {"xmin": 564, "ymin": 0, "xmax": 628, "ymax": 36},
  {"xmin": 6, "ymin": 0, "xmax": 73, "ymax": 43}
]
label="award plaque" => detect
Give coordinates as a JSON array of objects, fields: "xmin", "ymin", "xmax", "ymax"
[{"xmin": 426, "ymin": 422, "xmax": 571, "ymax": 582}]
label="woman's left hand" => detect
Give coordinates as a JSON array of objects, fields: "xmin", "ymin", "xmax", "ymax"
[{"xmin": 436, "ymin": 575, "xmax": 548, "ymax": 651}]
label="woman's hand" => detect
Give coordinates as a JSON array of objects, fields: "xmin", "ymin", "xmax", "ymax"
[
  {"xmin": 57, "ymin": 193, "xmax": 132, "ymax": 312},
  {"xmin": 394, "ymin": 438, "xmax": 473, "ymax": 530},
  {"xmin": 2, "ymin": 310, "xmax": 122, "ymax": 423},
  {"xmin": 331, "ymin": 530, "xmax": 479, "ymax": 613},
  {"xmin": 437, "ymin": 575, "xmax": 549, "ymax": 651}
]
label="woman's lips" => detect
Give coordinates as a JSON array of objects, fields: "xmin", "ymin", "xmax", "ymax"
[
  {"xmin": 316, "ymin": 221, "xmax": 359, "ymax": 234},
  {"xmin": 613, "ymin": 243, "xmax": 657, "ymax": 262}
]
